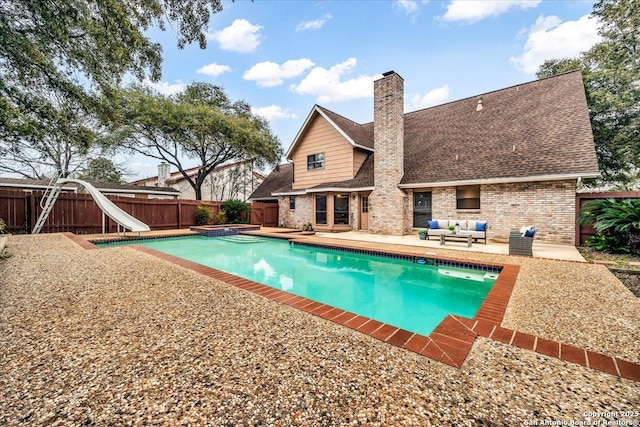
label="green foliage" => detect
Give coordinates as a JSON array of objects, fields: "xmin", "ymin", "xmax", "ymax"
[
  {"xmin": 579, "ymin": 198, "xmax": 640, "ymax": 254},
  {"xmin": 535, "ymin": 58, "xmax": 584, "ymax": 79},
  {"xmin": 109, "ymin": 82, "xmax": 282, "ymax": 200},
  {"xmin": 536, "ymin": 0, "xmax": 640, "ymax": 184},
  {"xmin": 584, "ymin": 232, "xmax": 630, "ymax": 254},
  {"xmin": 194, "ymin": 204, "xmax": 212, "ymax": 226},
  {"xmin": 78, "ymin": 157, "xmax": 124, "ymax": 184},
  {"xmin": 213, "ymin": 211, "xmax": 227, "ymax": 225},
  {"xmin": 302, "ymin": 222, "xmax": 313, "ymax": 231},
  {"xmin": 220, "ymin": 199, "xmax": 251, "ymax": 224},
  {"xmin": 0, "ymin": 0, "xmax": 223, "ymax": 175},
  {"xmin": 0, "ymin": 218, "xmax": 5, "ymax": 234}
]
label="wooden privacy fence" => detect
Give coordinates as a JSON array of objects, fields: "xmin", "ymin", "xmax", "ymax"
[
  {"xmin": 0, "ymin": 189, "xmax": 230, "ymax": 235},
  {"xmin": 576, "ymin": 190, "xmax": 640, "ymax": 245}
]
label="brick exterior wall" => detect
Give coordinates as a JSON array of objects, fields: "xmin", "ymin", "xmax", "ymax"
[
  {"xmin": 278, "ymin": 195, "xmax": 312, "ymax": 229},
  {"xmin": 407, "ymin": 179, "xmax": 577, "ymax": 244},
  {"xmin": 368, "ymin": 71, "xmax": 407, "ymax": 235}
]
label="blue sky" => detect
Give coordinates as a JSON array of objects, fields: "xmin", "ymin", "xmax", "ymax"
[{"xmin": 125, "ymin": 0, "xmax": 600, "ymax": 180}]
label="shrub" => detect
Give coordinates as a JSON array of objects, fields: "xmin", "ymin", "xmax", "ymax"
[
  {"xmin": 585, "ymin": 232, "xmax": 630, "ymax": 253},
  {"xmin": 302, "ymin": 222, "xmax": 313, "ymax": 231},
  {"xmin": 194, "ymin": 204, "xmax": 212, "ymax": 226},
  {"xmin": 213, "ymin": 210, "xmax": 227, "ymax": 225},
  {"xmin": 579, "ymin": 198, "xmax": 640, "ymax": 254},
  {"xmin": 0, "ymin": 218, "xmax": 5, "ymax": 234},
  {"xmin": 220, "ymin": 199, "xmax": 251, "ymax": 224}
]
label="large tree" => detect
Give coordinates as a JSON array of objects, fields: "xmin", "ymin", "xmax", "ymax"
[
  {"xmin": 536, "ymin": 0, "xmax": 640, "ymax": 184},
  {"xmin": 77, "ymin": 157, "xmax": 126, "ymax": 184},
  {"xmin": 0, "ymin": 0, "xmax": 223, "ymax": 177},
  {"xmin": 110, "ymin": 83, "xmax": 283, "ymax": 200}
]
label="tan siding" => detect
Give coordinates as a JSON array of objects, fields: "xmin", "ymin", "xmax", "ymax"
[
  {"xmin": 353, "ymin": 150, "xmax": 368, "ymax": 176},
  {"xmin": 291, "ymin": 115, "xmax": 355, "ymax": 190}
]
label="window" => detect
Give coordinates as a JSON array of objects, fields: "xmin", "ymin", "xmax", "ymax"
[
  {"xmin": 315, "ymin": 194, "xmax": 327, "ymax": 224},
  {"xmin": 334, "ymin": 194, "xmax": 349, "ymax": 225},
  {"xmin": 456, "ymin": 185, "xmax": 480, "ymax": 210},
  {"xmin": 361, "ymin": 196, "xmax": 369, "ymax": 213},
  {"xmin": 307, "ymin": 153, "xmax": 325, "ymax": 170},
  {"xmin": 413, "ymin": 192, "xmax": 432, "ymax": 228},
  {"xmin": 289, "ymin": 196, "xmax": 296, "ymax": 210}
]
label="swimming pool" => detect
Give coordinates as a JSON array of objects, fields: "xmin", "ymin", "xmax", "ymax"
[{"xmin": 105, "ymin": 236, "xmax": 498, "ymax": 336}]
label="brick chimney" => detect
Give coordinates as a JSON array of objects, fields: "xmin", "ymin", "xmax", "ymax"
[
  {"xmin": 157, "ymin": 162, "xmax": 170, "ymax": 187},
  {"xmin": 368, "ymin": 71, "xmax": 407, "ymax": 235}
]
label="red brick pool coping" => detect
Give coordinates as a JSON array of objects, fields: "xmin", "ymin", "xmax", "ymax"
[{"xmin": 64, "ymin": 232, "xmax": 640, "ymax": 382}]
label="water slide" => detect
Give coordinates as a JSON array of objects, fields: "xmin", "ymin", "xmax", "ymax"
[{"xmin": 57, "ymin": 178, "xmax": 150, "ymax": 233}]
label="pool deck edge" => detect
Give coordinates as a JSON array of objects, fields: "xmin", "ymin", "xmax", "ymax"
[{"xmin": 65, "ymin": 232, "xmax": 640, "ymax": 382}]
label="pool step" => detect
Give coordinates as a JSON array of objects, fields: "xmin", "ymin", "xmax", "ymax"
[{"xmin": 217, "ymin": 235, "xmax": 265, "ymax": 243}]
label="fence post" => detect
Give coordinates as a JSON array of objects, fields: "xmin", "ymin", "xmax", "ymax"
[
  {"xmin": 28, "ymin": 192, "xmax": 36, "ymax": 233},
  {"xmin": 178, "ymin": 200, "xmax": 182, "ymax": 229}
]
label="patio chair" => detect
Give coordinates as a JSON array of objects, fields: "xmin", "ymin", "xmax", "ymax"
[{"xmin": 509, "ymin": 228, "xmax": 536, "ymax": 256}]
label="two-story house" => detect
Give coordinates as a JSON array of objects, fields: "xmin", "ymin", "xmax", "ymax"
[
  {"xmin": 250, "ymin": 70, "xmax": 600, "ymax": 244},
  {"xmin": 132, "ymin": 159, "xmax": 265, "ymax": 201}
]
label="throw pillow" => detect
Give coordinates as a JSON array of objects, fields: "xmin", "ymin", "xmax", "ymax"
[
  {"xmin": 475, "ymin": 221, "xmax": 487, "ymax": 232},
  {"xmin": 524, "ymin": 228, "xmax": 536, "ymax": 238},
  {"xmin": 428, "ymin": 220, "xmax": 439, "ymax": 229}
]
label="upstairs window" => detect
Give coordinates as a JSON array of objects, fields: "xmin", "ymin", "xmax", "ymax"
[
  {"xmin": 456, "ymin": 185, "xmax": 480, "ymax": 210},
  {"xmin": 307, "ymin": 153, "xmax": 325, "ymax": 170}
]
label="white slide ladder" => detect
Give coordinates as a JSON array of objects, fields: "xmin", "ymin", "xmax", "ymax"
[
  {"xmin": 32, "ymin": 175, "xmax": 64, "ymax": 234},
  {"xmin": 32, "ymin": 178, "xmax": 150, "ymax": 234}
]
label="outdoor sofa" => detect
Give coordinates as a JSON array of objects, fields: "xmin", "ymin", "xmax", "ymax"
[{"xmin": 426, "ymin": 219, "xmax": 487, "ymax": 244}]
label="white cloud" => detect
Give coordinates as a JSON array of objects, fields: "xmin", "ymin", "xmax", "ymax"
[
  {"xmin": 207, "ymin": 19, "xmax": 262, "ymax": 53},
  {"xmin": 395, "ymin": 0, "xmax": 419, "ymax": 13},
  {"xmin": 143, "ymin": 80, "xmax": 186, "ymax": 95},
  {"xmin": 442, "ymin": 0, "xmax": 541, "ymax": 23},
  {"xmin": 196, "ymin": 63, "xmax": 232, "ymax": 77},
  {"xmin": 394, "ymin": 0, "xmax": 429, "ymax": 14},
  {"xmin": 510, "ymin": 14, "xmax": 601, "ymax": 74},
  {"xmin": 244, "ymin": 59, "xmax": 315, "ymax": 87},
  {"xmin": 296, "ymin": 14, "xmax": 332, "ymax": 31},
  {"xmin": 291, "ymin": 58, "xmax": 379, "ymax": 103},
  {"xmin": 407, "ymin": 85, "xmax": 450, "ymax": 110},
  {"xmin": 252, "ymin": 105, "xmax": 298, "ymax": 121}
]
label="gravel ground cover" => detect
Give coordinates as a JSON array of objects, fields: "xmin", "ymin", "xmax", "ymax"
[{"xmin": 1, "ymin": 233, "xmax": 639, "ymax": 426}]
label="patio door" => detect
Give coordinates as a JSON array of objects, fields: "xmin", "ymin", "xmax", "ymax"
[
  {"xmin": 360, "ymin": 195, "xmax": 369, "ymax": 230},
  {"xmin": 413, "ymin": 191, "xmax": 432, "ymax": 228}
]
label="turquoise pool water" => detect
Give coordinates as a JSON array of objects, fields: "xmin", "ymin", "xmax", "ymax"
[{"xmin": 106, "ymin": 236, "xmax": 497, "ymax": 336}]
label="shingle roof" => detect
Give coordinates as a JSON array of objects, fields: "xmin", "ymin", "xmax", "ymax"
[
  {"xmin": 0, "ymin": 177, "xmax": 179, "ymax": 194},
  {"xmin": 257, "ymin": 71, "xmax": 599, "ymax": 195},
  {"xmin": 249, "ymin": 163, "xmax": 294, "ymax": 199},
  {"xmin": 400, "ymin": 70, "xmax": 599, "ymax": 185},
  {"xmin": 316, "ymin": 106, "xmax": 374, "ymax": 150}
]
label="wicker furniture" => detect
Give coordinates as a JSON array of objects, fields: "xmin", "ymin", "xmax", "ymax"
[{"xmin": 509, "ymin": 231, "xmax": 534, "ymax": 256}]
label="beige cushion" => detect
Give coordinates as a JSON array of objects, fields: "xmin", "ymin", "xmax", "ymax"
[{"xmin": 436, "ymin": 220, "xmax": 449, "ymax": 229}]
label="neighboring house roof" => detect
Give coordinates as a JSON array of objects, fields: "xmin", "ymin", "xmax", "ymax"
[
  {"xmin": 249, "ymin": 163, "xmax": 295, "ymax": 199},
  {"xmin": 130, "ymin": 159, "xmax": 262, "ymax": 185},
  {"xmin": 0, "ymin": 177, "xmax": 179, "ymax": 195},
  {"xmin": 256, "ymin": 70, "xmax": 599, "ymax": 197}
]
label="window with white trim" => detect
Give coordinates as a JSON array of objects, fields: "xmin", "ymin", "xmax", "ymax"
[{"xmin": 307, "ymin": 153, "xmax": 325, "ymax": 170}]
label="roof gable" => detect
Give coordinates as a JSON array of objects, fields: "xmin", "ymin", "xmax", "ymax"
[{"xmin": 285, "ymin": 105, "xmax": 374, "ymax": 160}]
